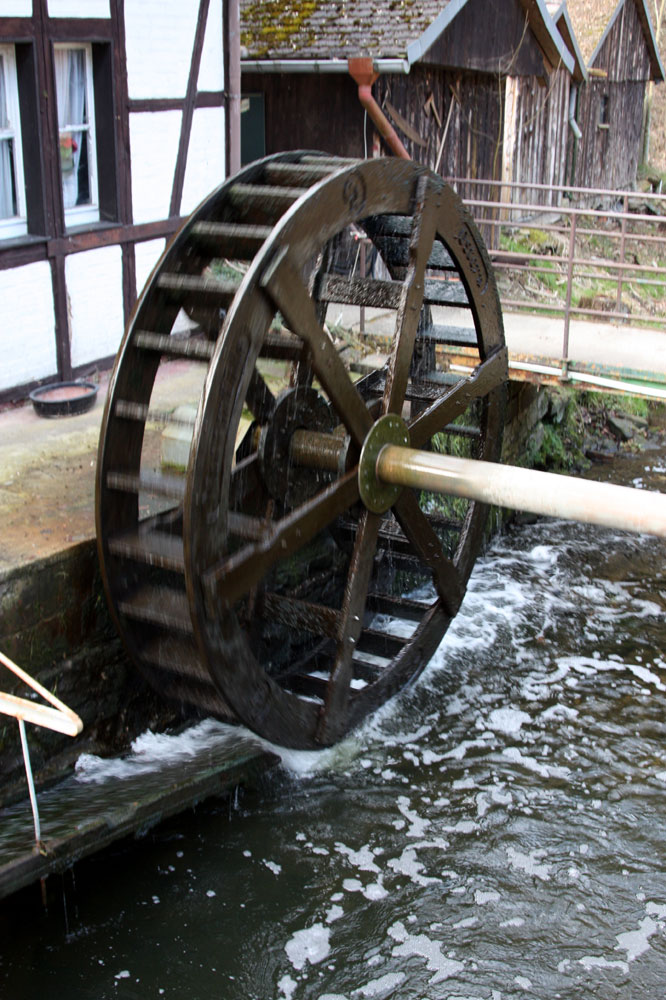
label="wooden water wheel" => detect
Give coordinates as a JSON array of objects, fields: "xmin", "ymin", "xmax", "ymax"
[{"xmin": 96, "ymin": 153, "xmax": 508, "ymax": 748}]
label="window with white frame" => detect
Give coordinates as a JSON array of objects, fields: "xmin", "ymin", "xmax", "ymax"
[
  {"xmin": 0, "ymin": 45, "xmax": 27, "ymax": 240},
  {"xmin": 54, "ymin": 43, "xmax": 99, "ymax": 226}
]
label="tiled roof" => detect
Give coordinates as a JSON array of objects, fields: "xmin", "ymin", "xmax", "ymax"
[{"xmin": 240, "ymin": 0, "xmax": 450, "ymax": 60}]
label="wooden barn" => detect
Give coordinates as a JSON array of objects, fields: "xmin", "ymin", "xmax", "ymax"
[
  {"xmin": 501, "ymin": 1, "xmax": 588, "ymax": 206},
  {"xmin": 566, "ymin": 0, "xmax": 664, "ymax": 190},
  {"xmin": 0, "ymin": 0, "xmax": 239, "ymax": 401},
  {"xmin": 240, "ymin": 0, "xmax": 574, "ymax": 198}
]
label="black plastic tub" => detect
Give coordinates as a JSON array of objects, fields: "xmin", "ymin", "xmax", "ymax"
[{"xmin": 29, "ymin": 381, "xmax": 99, "ymax": 418}]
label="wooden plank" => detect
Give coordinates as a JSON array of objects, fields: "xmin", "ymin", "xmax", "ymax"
[
  {"xmin": 156, "ymin": 272, "xmax": 241, "ymax": 306},
  {"xmin": 356, "ymin": 628, "xmax": 407, "ymax": 659},
  {"xmin": 108, "ymin": 528, "xmax": 186, "ymax": 572},
  {"xmin": 141, "ymin": 635, "xmax": 209, "ymax": 683},
  {"xmin": 170, "ymin": 0, "xmax": 211, "ymax": 217},
  {"xmin": 320, "ymin": 273, "xmax": 469, "ymax": 308},
  {"xmin": 106, "ymin": 469, "xmax": 186, "ymax": 500},
  {"xmin": 51, "ymin": 256, "xmax": 71, "ymax": 380},
  {"xmin": 118, "ymin": 584, "xmax": 192, "ymax": 632},
  {"xmin": 134, "ymin": 330, "xmax": 216, "ymax": 360},
  {"xmin": 366, "ymin": 593, "xmax": 433, "ymax": 622},
  {"xmin": 259, "ymin": 593, "xmax": 342, "ymax": 639},
  {"xmin": 0, "ymin": 743, "xmax": 278, "ymax": 902}
]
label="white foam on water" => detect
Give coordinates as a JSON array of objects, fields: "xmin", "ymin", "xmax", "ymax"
[
  {"xmin": 579, "ymin": 955, "xmax": 628, "ymax": 973},
  {"xmin": 335, "ymin": 843, "xmax": 381, "ymax": 874},
  {"xmin": 386, "ymin": 847, "xmax": 441, "ymax": 887},
  {"xmin": 514, "ymin": 976, "xmax": 532, "ymax": 990},
  {"xmin": 75, "ymin": 718, "xmax": 245, "ymax": 782},
  {"xmin": 387, "ymin": 921, "xmax": 464, "ymax": 983},
  {"xmin": 500, "ymin": 746, "xmax": 570, "ymax": 780},
  {"xmin": 548, "ymin": 655, "xmax": 665, "ymax": 692},
  {"xmin": 263, "ymin": 860, "xmax": 282, "ymax": 876},
  {"xmin": 278, "ymin": 973, "xmax": 297, "ymax": 1000},
  {"xmin": 615, "ymin": 915, "xmax": 659, "ymax": 962},
  {"xmin": 325, "ymin": 904, "xmax": 344, "ymax": 923},
  {"xmin": 506, "ymin": 847, "xmax": 552, "ymax": 882},
  {"xmin": 486, "ymin": 708, "xmax": 531, "ymax": 735},
  {"xmin": 352, "ymin": 972, "xmax": 406, "ymax": 996},
  {"xmin": 396, "ymin": 796, "xmax": 430, "ymax": 838},
  {"xmin": 452, "ymin": 916, "xmax": 478, "ymax": 929},
  {"xmin": 474, "ymin": 890, "xmax": 500, "ymax": 906},
  {"xmin": 284, "ymin": 923, "xmax": 331, "ymax": 971}
]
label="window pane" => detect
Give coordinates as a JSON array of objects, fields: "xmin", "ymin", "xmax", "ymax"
[
  {"xmin": 0, "ymin": 55, "xmax": 18, "ymax": 219},
  {"xmin": 0, "ymin": 138, "xmax": 17, "ymax": 218},
  {"xmin": 0, "ymin": 53, "xmax": 8, "ymax": 129},
  {"xmin": 55, "ymin": 48, "xmax": 93, "ymax": 210}
]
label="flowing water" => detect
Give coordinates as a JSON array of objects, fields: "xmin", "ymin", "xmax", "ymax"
[{"xmin": 1, "ymin": 451, "xmax": 665, "ymax": 999}]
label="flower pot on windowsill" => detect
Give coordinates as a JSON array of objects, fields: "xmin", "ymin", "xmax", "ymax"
[{"xmin": 59, "ymin": 135, "xmax": 78, "ymax": 172}]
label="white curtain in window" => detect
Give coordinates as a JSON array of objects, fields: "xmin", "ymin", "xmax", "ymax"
[
  {"xmin": 54, "ymin": 48, "xmax": 88, "ymax": 209},
  {"xmin": 0, "ymin": 54, "xmax": 15, "ymax": 219}
]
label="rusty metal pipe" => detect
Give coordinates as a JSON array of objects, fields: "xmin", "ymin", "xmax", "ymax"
[
  {"xmin": 376, "ymin": 445, "xmax": 666, "ymax": 539},
  {"xmin": 348, "ymin": 57, "xmax": 411, "ymax": 160}
]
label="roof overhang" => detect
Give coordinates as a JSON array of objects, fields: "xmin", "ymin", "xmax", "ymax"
[
  {"xmin": 241, "ymin": 58, "xmax": 410, "ymax": 75},
  {"xmin": 550, "ymin": 1, "xmax": 589, "ymax": 81},
  {"xmin": 517, "ymin": 0, "xmax": 575, "ymax": 73}
]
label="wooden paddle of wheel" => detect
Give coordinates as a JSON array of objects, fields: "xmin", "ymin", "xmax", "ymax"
[{"xmin": 96, "ymin": 153, "xmax": 508, "ymax": 748}]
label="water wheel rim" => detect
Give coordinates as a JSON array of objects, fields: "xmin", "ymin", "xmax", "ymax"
[{"xmin": 182, "ymin": 157, "xmax": 507, "ymax": 747}]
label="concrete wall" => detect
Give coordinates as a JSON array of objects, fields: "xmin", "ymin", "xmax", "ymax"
[{"xmin": 0, "ymin": 542, "xmax": 183, "ymax": 805}]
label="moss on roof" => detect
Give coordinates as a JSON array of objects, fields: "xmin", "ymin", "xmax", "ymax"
[{"xmin": 240, "ymin": 0, "xmax": 443, "ymax": 61}]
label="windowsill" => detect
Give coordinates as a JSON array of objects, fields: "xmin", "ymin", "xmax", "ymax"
[
  {"xmin": 0, "ymin": 222, "xmax": 29, "ymax": 242},
  {"xmin": 0, "ymin": 232, "xmax": 47, "ymax": 251},
  {"xmin": 65, "ymin": 219, "xmax": 118, "ymax": 237}
]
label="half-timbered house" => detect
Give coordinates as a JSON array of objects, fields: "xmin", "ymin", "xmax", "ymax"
[
  {"xmin": 0, "ymin": 0, "xmax": 239, "ymax": 401},
  {"xmin": 566, "ymin": 0, "xmax": 664, "ymax": 190}
]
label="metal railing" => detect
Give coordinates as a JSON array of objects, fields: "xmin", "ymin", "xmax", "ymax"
[{"xmin": 446, "ymin": 176, "xmax": 666, "ymax": 374}]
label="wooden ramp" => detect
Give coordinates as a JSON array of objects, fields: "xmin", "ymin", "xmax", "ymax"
[{"xmin": 0, "ymin": 726, "xmax": 278, "ymax": 902}]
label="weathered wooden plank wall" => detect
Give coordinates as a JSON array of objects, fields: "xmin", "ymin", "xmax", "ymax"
[
  {"xmin": 507, "ymin": 67, "xmax": 570, "ymax": 206},
  {"xmin": 573, "ymin": 0, "xmax": 651, "ymax": 191},
  {"xmin": 375, "ymin": 67, "xmax": 505, "ymax": 189},
  {"xmin": 242, "ymin": 72, "xmax": 365, "ymax": 159}
]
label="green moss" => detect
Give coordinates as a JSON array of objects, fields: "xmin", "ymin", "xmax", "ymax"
[{"xmin": 242, "ymin": 1, "xmax": 318, "ymax": 55}]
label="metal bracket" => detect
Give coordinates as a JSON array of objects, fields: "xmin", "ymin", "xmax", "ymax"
[{"xmin": 358, "ymin": 413, "xmax": 410, "ymax": 513}]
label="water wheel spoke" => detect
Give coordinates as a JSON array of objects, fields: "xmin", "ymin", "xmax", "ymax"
[
  {"xmin": 408, "ymin": 346, "xmax": 508, "ymax": 449},
  {"xmin": 261, "ymin": 248, "xmax": 373, "ymax": 448},
  {"xmin": 318, "ymin": 510, "xmax": 382, "ymax": 743},
  {"xmin": 382, "ymin": 176, "xmax": 439, "ymax": 415},
  {"xmin": 245, "ymin": 366, "xmax": 276, "ymax": 423},
  {"xmin": 203, "ymin": 469, "xmax": 359, "ymax": 612},
  {"xmin": 392, "ymin": 490, "xmax": 464, "ymax": 617}
]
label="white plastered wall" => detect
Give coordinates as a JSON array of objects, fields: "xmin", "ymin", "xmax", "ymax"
[
  {"xmin": 125, "ymin": 1, "xmax": 199, "ymax": 100},
  {"xmin": 181, "ymin": 107, "xmax": 226, "ymax": 215},
  {"xmin": 47, "ymin": 0, "xmax": 110, "ymax": 16},
  {"xmin": 0, "ymin": 1, "xmax": 33, "ymax": 15},
  {"xmin": 129, "ymin": 110, "xmax": 182, "ymax": 224},
  {"xmin": 66, "ymin": 245, "xmax": 124, "ymax": 367},
  {"xmin": 134, "ymin": 238, "xmax": 166, "ymax": 299},
  {"xmin": 0, "ymin": 262, "xmax": 56, "ymax": 390},
  {"xmin": 126, "ymin": 0, "xmax": 225, "ymax": 224}
]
